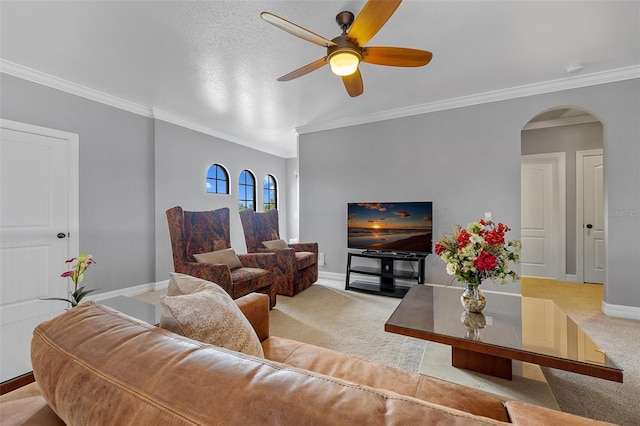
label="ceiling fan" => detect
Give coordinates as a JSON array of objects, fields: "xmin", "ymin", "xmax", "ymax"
[{"xmin": 261, "ymin": 0, "xmax": 433, "ymax": 97}]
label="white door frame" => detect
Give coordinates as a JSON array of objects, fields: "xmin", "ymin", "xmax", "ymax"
[
  {"xmin": 576, "ymin": 149, "xmax": 604, "ymax": 284},
  {"xmin": 521, "ymin": 153, "xmax": 566, "ymax": 280}
]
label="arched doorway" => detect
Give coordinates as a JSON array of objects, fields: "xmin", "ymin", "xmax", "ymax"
[{"xmin": 520, "ymin": 107, "xmax": 604, "ymax": 284}]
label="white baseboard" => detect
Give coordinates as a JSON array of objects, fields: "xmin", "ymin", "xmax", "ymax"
[
  {"xmin": 601, "ymin": 301, "xmax": 640, "ymax": 320},
  {"xmin": 563, "ymin": 274, "xmax": 578, "ymax": 282},
  {"xmin": 86, "ymin": 280, "xmax": 169, "ymax": 302},
  {"xmin": 319, "ymin": 271, "xmax": 345, "ymax": 282}
]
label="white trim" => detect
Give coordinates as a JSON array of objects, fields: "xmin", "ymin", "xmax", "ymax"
[
  {"xmin": 601, "ymin": 301, "xmax": 640, "ymax": 320},
  {"xmin": 0, "ymin": 119, "xmax": 80, "ymax": 259},
  {"xmin": 153, "ymin": 279, "xmax": 170, "ymax": 292},
  {"xmin": 1, "ymin": 60, "xmax": 153, "ymax": 118},
  {"xmin": 576, "ymin": 149, "xmax": 604, "ymax": 284},
  {"xmin": 319, "ymin": 270, "xmax": 345, "ymax": 283},
  {"xmin": 2, "ymin": 59, "xmax": 638, "ymax": 158},
  {"xmin": 521, "ymin": 153, "xmax": 566, "ymax": 281},
  {"xmin": 297, "ymin": 66, "xmax": 640, "ymax": 136},
  {"xmin": 86, "ymin": 280, "xmax": 168, "ymax": 301},
  {"xmin": 151, "ymin": 109, "xmax": 290, "ymax": 158},
  {"xmin": 522, "ymin": 114, "xmax": 600, "ymax": 131},
  {"xmin": 563, "ymin": 274, "xmax": 578, "ymax": 282}
]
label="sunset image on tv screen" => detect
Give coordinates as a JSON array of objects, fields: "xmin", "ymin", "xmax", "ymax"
[{"xmin": 347, "ymin": 202, "xmax": 433, "ymax": 253}]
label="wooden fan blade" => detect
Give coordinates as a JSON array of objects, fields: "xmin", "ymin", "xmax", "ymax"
[
  {"xmin": 362, "ymin": 46, "xmax": 433, "ymax": 67},
  {"xmin": 277, "ymin": 57, "xmax": 327, "ymax": 81},
  {"xmin": 261, "ymin": 12, "xmax": 336, "ymax": 47},
  {"xmin": 342, "ymin": 68, "xmax": 364, "ymax": 97},
  {"xmin": 348, "ymin": 0, "xmax": 402, "ymax": 46}
]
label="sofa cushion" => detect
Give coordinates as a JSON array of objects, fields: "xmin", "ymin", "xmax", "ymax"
[
  {"xmin": 31, "ymin": 302, "xmax": 514, "ymax": 425},
  {"xmin": 193, "ymin": 248, "xmax": 243, "ymax": 270},
  {"xmin": 0, "ymin": 382, "xmax": 64, "ymax": 426},
  {"xmin": 160, "ymin": 274, "xmax": 264, "ymax": 358},
  {"xmin": 262, "ymin": 239, "xmax": 289, "ymax": 249},
  {"xmin": 262, "ymin": 336, "xmax": 510, "ymax": 422}
]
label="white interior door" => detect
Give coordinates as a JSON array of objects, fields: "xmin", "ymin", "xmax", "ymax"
[
  {"xmin": 520, "ymin": 154, "xmax": 566, "ymax": 279},
  {"xmin": 0, "ymin": 119, "xmax": 78, "ymax": 382},
  {"xmin": 582, "ymin": 154, "xmax": 605, "ymax": 284}
]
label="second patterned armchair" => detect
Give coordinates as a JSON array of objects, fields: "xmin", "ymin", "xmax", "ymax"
[
  {"xmin": 166, "ymin": 206, "xmax": 277, "ymax": 308},
  {"xmin": 239, "ymin": 209, "xmax": 318, "ymax": 296}
]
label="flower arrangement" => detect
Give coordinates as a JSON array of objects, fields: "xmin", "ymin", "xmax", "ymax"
[
  {"xmin": 43, "ymin": 253, "xmax": 97, "ymax": 307},
  {"xmin": 434, "ymin": 220, "xmax": 521, "ymax": 286}
]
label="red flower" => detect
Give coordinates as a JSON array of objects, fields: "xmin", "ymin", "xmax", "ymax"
[
  {"xmin": 434, "ymin": 243, "xmax": 447, "ymax": 256},
  {"xmin": 457, "ymin": 229, "xmax": 471, "ymax": 248},
  {"xmin": 474, "ymin": 250, "xmax": 497, "ymax": 271},
  {"xmin": 485, "ymin": 230, "xmax": 505, "ymax": 246}
]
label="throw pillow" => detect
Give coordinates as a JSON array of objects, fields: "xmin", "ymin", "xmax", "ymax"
[
  {"xmin": 193, "ymin": 248, "xmax": 243, "ymax": 270},
  {"xmin": 166, "ymin": 272, "xmax": 213, "ymax": 296},
  {"xmin": 262, "ymin": 239, "xmax": 289, "ymax": 249},
  {"xmin": 160, "ymin": 275, "xmax": 264, "ymax": 358}
]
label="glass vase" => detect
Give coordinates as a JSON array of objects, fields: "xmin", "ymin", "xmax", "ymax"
[{"xmin": 460, "ymin": 283, "xmax": 486, "ymax": 313}]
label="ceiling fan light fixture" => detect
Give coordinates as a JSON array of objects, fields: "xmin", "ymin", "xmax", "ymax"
[{"xmin": 328, "ymin": 50, "xmax": 360, "ymax": 76}]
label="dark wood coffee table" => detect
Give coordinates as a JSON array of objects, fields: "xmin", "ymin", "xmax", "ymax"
[{"xmin": 385, "ymin": 285, "xmax": 622, "ymax": 382}]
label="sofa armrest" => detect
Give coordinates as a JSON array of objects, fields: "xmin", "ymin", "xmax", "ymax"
[
  {"xmin": 235, "ymin": 293, "xmax": 270, "ymax": 342},
  {"xmin": 505, "ymin": 400, "xmax": 616, "ymax": 425}
]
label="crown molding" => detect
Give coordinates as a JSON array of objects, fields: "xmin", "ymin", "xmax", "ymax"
[
  {"xmin": 296, "ymin": 65, "xmax": 640, "ymax": 135},
  {"xmin": 3, "ymin": 58, "xmax": 637, "ymax": 158},
  {"xmin": 1, "ymin": 59, "xmax": 294, "ymax": 158},
  {"xmin": 151, "ymin": 109, "xmax": 291, "ymax": 158},
  {"xmin": 1, "ymin": 59, "xmax": 153, "ymax": 118}
]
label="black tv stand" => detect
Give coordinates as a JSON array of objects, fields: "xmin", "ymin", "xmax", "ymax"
[{"xmin": 345, "ymin": 251, "xmax": 427, "ymax": 298}]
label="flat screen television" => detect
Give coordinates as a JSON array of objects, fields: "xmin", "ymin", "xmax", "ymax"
[{"xmin": 347, "ymin": 201, "xmax": 433, "ymax": 254}]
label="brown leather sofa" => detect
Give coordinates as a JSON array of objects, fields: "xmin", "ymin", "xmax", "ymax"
[{"xmin": 1, "ymin": 295, "xmax": 614, "ymax": 425}]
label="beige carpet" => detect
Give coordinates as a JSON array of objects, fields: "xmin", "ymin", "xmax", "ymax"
[{"xmin": 269, "ymin": 279, "xmax": 425, "ymax": 372}]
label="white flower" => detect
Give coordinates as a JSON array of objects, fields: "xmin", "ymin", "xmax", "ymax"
[
  {"xmin": 470, "ymin": 234, "xmax": 485, "ymax": 245},
  {"xmin": 446, "ymin": 263, "xmax": 457, "ymax": 275}
]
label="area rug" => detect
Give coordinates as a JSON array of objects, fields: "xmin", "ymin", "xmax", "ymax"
[{"xmin": 269, "ymin": 278, "xmax": 425, "ymax": 372}]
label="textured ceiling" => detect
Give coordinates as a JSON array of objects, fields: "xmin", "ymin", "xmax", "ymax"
[{"xmin": 1, "ymin": 1, "xmax": 639, "ymax": 158}]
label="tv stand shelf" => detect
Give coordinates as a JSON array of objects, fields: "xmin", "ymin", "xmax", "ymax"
[{"xmin": 345, "ymin": 252, "xmax": 427, "ymax": 298}]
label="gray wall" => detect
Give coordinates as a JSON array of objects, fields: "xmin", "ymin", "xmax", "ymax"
[
  {"xmin": 154, "ymin": 120, "xmax": 288, "ymax": 282},
  {"xmin": 521, "ymin": 121, "xmax": 603, "ymax": 276},
  {"xmin": 299, "ymin": 79, "xmax": 640, "ymax": 308},
  {"xmin": 1, "ymin": 74, "xmax": 288, "ymax": 293},
  {"xmin": 1, "ymin": 74, "xmax": 155, "ymax": 293}
]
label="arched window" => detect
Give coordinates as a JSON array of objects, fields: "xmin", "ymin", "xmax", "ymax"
[
  {"xmin": 238, "ymin": 170, "xmax": 256, "ymax": 211},
  {"xmin": 263, "ymin": 174, "xmax": 278, "ymax": 211},
  {"xmin": 206, "ymin": 164, "xmax": 229, "ymax": 194}
]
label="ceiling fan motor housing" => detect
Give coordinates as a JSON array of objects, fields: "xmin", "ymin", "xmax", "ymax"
[{"xmin": 327, "ymin": 35, "xmax": 362, "ymax": 60}]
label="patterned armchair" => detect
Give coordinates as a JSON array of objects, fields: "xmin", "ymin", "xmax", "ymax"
[
  {"xmin": 166, "ymin": 206, "xmax": 277, "ymax": 308},
  {"xmin": 239, "ymin": 209, "xmax": 318, "ymax": 297}
]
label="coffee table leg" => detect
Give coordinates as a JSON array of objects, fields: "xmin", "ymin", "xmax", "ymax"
[{"xmin": 451, "ymin": 347, "xmax": 513, "ymax": 380}]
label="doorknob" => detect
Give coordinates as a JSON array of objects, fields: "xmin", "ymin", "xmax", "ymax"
[
  {"xmin": 586, "ymin": 224, "xmax": 593, "ymax": 229},
  {"xmin": 57, "ymin": 232, "xmax": 67, "ymax": 239}
]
